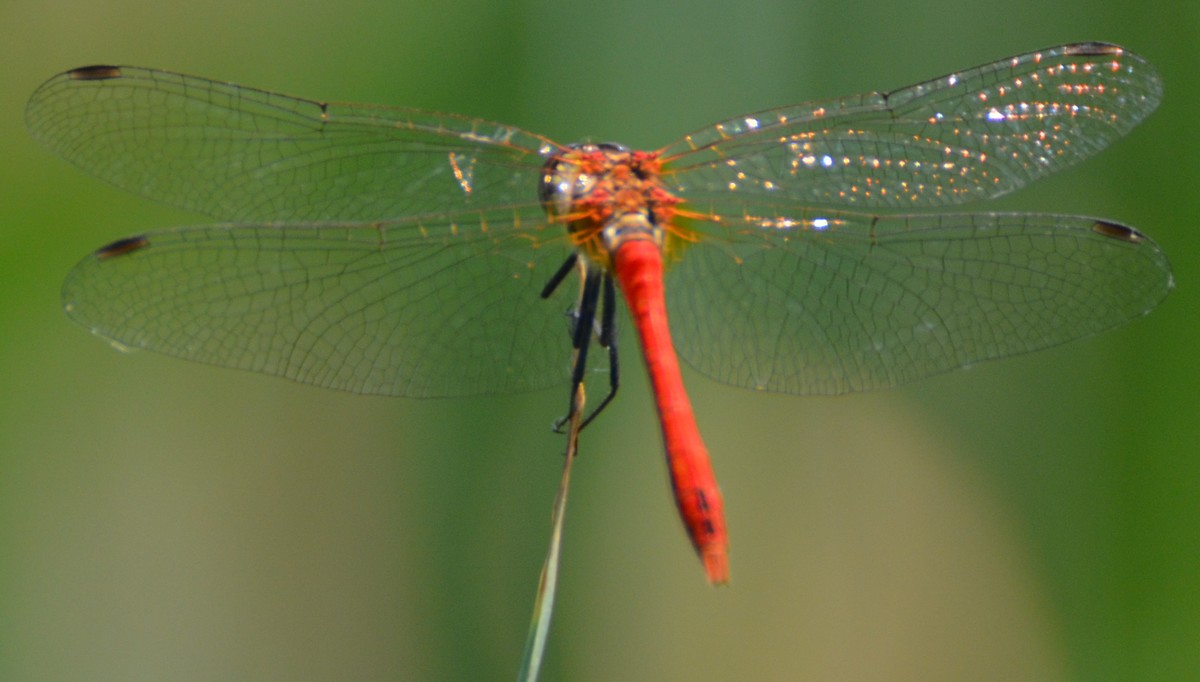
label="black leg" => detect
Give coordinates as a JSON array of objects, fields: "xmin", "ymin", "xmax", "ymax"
[
  {"xmin": 577, "ymin": 274, "xmax": 619, "ymax": 429},
  {"xmin": 543, "ymin": 257, "xmax": 621, "ymax": 434},
  {"xmin": 554, "ymin": 265, "xmax": 602, "ymax": 431},
  {"xmin": 541, "ymin": 253, "xmax": 578, "ymax": 299}
]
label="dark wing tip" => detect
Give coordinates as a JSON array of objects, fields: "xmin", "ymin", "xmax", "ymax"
[
  {"xmin": 1091, "ymin": 220, "xmax": 1145, "ymax": 244},
  {"xmin": 94, "ymin": 235, "xmax": 150, "ymax": 260},
  {"xmin": 68, "ymin": 65, "xmax": 123, "ymax": 81}
]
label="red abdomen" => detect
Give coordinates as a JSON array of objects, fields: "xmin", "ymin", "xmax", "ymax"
[{"xmin": 613, "ymin": 238, "xmax": 729, "ymax": 585}]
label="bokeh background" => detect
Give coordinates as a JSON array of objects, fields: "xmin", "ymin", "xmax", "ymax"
[{"xmin": 3, "ymin": 1, "xmax": 1196, "ymax": 680}]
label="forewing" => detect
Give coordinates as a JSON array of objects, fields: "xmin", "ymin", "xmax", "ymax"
[
  {"xmin": 660, "ymin": 43, "xmax": 1161, "ymax": 210},
  {"xmin": 26, "ymin": 65, "xmax": 557, "ymax": 222}
]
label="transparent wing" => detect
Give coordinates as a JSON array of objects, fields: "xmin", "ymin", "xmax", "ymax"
[
  {"xmin": 660, "ymin": 43, "xmax": 1162, "ymax": 210},
  {"xmin": 26, "ymin": 65, "xmax": 558, "ymax": 222},
  {"xmin": 61, "ymin": 210, "xmax": 580, "ymax": 397},
  {"xmin": 36, "ymin": 53, "xmax": 1171, "ymax": 401},
  {"xmin": 665, "ymin": 208, "xmax": 1172, "ymax": 394}
]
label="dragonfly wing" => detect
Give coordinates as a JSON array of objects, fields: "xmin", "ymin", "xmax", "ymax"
[
  {"xmin": 660, "ymin": 43, "xmax": 1161, "ymax": 210},
  {"xmin": 665, "ymin": 209, "xmax": 1172, "ymax": 394},
  {"xmin": 62, "ymin": 210, "xmax": 579, "ymax": 397},
  {"xmin": 26, "ymin": 66, "xmax": 558, "ymax": 222}
]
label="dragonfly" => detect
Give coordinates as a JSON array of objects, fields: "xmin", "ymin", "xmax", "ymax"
[{"xmin": 27, "ymin": 42, "xmax": 1172, "ymax": 585}]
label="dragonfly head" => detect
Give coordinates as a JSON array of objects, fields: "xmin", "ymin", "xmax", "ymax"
[{"xmin": 540, "ymin": 142, "xmax": 676, "ymax": 267}]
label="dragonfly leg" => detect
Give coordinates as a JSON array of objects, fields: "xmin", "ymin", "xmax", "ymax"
[
  {"xmin": 539, "ymin": 253, "xmax": 578, "ymax": 299},
  {"xmin": 577, "ymin": 274, "xmax": 619, "ymax": 430},
  {"xmin": 544, "ymin": 257, "xmax": 620, "ymax": 434},
  {"xmin": 550, "ymin": 272, "xmax": 621, "ymax": 433},
  {"xmin": 549, "ymin": 264, "xmax": 602, "ymax": 433}
]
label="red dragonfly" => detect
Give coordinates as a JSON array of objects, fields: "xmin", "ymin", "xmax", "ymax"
[{"xmin": 28, "ymin": 43, "xmax": 1172, "ymax": 584}]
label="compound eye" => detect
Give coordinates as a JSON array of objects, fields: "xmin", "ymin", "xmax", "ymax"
[
  {"xmin": 596, "ymin": 141, "xmax": 629, "ymax": 153},
  {"xmin": 539, "ymin": 152, "xmax": 587, "ymax": 217}
]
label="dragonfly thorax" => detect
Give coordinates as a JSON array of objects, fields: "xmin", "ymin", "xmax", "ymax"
[
  {"xmin": 600, "ymin": 212, "xmax": 662, "ymax": 250},
  {"xmin": 539, "ymin": 142, "xmax": 681, "ymax": 268}
]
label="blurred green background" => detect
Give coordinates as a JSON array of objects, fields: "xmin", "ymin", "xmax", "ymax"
[{"xmin": 2, "ymin": 1, "xmax": 1196, "ymax": 680}]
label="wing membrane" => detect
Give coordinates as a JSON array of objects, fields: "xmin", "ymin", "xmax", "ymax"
[
  {"xmin": 666, "ymin": 208, "xmax": 1172, "ymax": 394},
  {"xmin": 62, "ymin": 210, "xmax": 578, "ymax": 397},
  {"xmin": 661, "ymin": 43, "xmax": 1162, "ymax": 211},
  {"xmin": 27, "ymin": 66, "xmax": 559, "ymax": 222}
]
